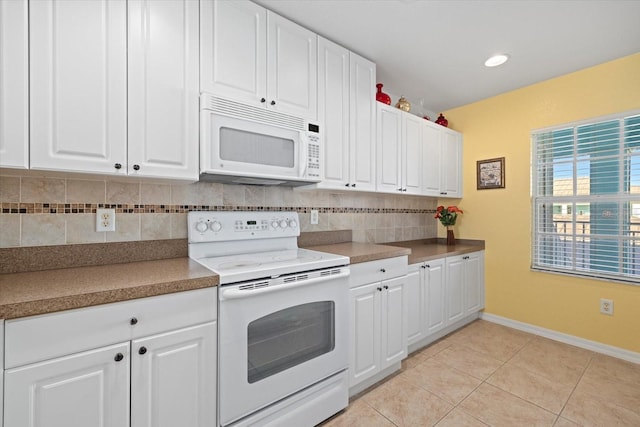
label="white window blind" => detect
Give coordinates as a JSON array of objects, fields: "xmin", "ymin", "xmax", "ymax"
[{"xmin": 531, "ymin": 112, "xmax": 640, "ymax": 284}]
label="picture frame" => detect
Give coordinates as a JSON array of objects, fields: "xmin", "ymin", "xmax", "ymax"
[{"xmin": 477, "ymin": 157, "xmax": 505, "ymax": 190}]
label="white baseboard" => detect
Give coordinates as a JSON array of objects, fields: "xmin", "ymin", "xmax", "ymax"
[{"xmin": 480, "ymin": 312, "xmax": 640, "ymax": 364}]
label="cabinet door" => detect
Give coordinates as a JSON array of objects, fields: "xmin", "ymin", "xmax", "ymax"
[
  {"xmin": 402, "ymin": 113, "xmax": 423, "ymax": 194},
  {"xmin": 200, "ymin": 0, "xmax": 266, "ymax": 106},
  {"xmin": 4, "ymin": 342, "xmax": 130, "ymax": 427},
  {"xmin": 29, "ymin": 0, "xmax": 127, "ymax": 174},
  {"xmin": 464, "ymin": 251, "xmax": 485, "ymax": 314},
  {"xmin": 349, "ymin": 283, "xmax": 381, "ymax": 387},
  {"xmin": 131, "ymin": 322, "xmax": 216, "ymax": 427},
  {"xmin": 445, "ymin": 255, "xmax": 465, "ymax": 324},
  {"xmin": 317, "ymin": 37, "xmax": 350, "ymax": 188},
  {"xmin": 0, "ymin": 0, "xmax": 28, "ymax": 169},
  {"xmin": 441, "ymin": 129, "xmax": 463, "ymax": 198},
  {"xmin": 128, "ymin": 0, "xmax": 199, "ymax": 181},
  {"xmin": 405, "ymin": 269, "xmax": 424, "ymax": 346},
  {"xmin": 267, "ymin": 11, "xmax": 317, "ymax": 119},
  {"xmin": 421, "ymin": 121, "xmax": 442, "ymax": 196},
  {"xmin": 349, "ymin": 53, "xmax": 377, "ymax": 191},
  {"xmin": 380, "ymin": 276, "xmax": 407, "ymax": 369},
  {"xmin": 425, "ymin": 258, "xmax": 446, "ymax": 334},
  {"xmin": 376, "ymin": 104, "xmax": 402, "ymax": 193}
]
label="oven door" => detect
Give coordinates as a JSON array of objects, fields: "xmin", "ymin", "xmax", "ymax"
[{"xmin": 218, "ymin": 267, "xmax": 349, "ymax": 426}]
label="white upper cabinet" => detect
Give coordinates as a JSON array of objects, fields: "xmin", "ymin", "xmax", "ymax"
[
  {"xmin": 441, "ymin": 128, "xmax": 463, "ymax": 198},
  {"xmin": 267, "ymin": 11, "xmax": 317, "ymax": 119},
  {"xmin": 376, "ymin": 104, "xmax": 402, "ymax": 193},
  {"xmin": 376, "ymin": 104, "xmax": 423, "ymax": 194},
  {"xmin": 28, "ymin": 0, "xmax": 198, "ymax": 180},
  {"xmin": 29, "ymin": 0, "xmax": 128, "ymax": 174},
  {"xmin": 128, "ymin": 0, "xmax": 199, "ymax": 180},
  {"xmin": 201, "ymin": 0, "xmax": 317, "ymax": 120},
  {"xmin": 318, "ymin": 37, "xmax": 350, "ymax": 187},
  {"xmin": 349, "ymin": 53, "xmax": 377, "ymax": 191},
  {"xmin": 317, "ymin": 37, "xmax": 376, "ymax": 191},
  {"xmin": 200, "ymin": 0, "xmax": 266, "ymax": 104},
  {"xmin": 0, "ymin": 0, "xmax": 29, "ymax": 169},
  {"xmin": 402, "ymin": 113, "xmax": 423, "ymax": 195},
  {"xmin": 422, "ymin": 121, "xmax": 463, "ymax": 198},
  {"xmin": 421, "ymin": 122, "xmax": 442, "ymax": 196}
]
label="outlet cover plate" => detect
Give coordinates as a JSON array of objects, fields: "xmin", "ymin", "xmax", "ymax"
[
  {"xmin": 600, "ymin": 298, "xmax": 614, "ymax": 315},
  {"xmin": 96, "ymin": 208, "xmax": 116, "ymax": 232}
]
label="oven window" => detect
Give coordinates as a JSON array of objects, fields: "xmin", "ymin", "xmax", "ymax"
[
  {"xmin": 247, "ymin": 301, "xmax": 335, "ymax": 384},
  {"xmin": 220, "ymin": 127, "xmax": 295, "ymax": 167}
]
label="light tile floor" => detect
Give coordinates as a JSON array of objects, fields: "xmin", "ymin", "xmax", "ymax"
[{"xmin": 321, "ymin": 320, "xmax": 640, "ymax": 426}]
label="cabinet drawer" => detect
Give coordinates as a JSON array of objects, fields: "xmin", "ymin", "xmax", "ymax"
[
  {"xmin": 349, "ymin": 256, "xmax": 408, "ymax": 289},
  {"xmin": 5, "ymin": 287, "xmax": 217, "ymax": 369}
]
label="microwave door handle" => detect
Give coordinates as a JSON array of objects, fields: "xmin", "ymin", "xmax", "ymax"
[{"xmin": 299, "ymin": 134, "xmax": 308, "ymax": 178}]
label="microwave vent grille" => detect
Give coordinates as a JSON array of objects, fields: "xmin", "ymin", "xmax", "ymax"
[{"xmin": 204, "ymin": 95, "xmax": 306, "ymax": 131}]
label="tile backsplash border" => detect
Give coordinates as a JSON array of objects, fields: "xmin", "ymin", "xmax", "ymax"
[{"xmin": 0, "ymin": 175, "xmax": 439, "ymax": 248}]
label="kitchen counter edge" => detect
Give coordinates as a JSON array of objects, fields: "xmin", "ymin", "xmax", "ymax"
[{"xmin": 0, "ymin": 258, "xmax": 218, "ymax": 320}]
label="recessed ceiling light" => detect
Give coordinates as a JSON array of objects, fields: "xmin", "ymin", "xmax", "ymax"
[{"xmin": 484, "ymin": 54, "xmax": 510, "ymax": 67}]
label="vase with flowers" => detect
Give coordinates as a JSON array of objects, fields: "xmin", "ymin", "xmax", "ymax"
[{"xmin": 434, "ymin": 205, "xmax": 463, "ymax": 245}]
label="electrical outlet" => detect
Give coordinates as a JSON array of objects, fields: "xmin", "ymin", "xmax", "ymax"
[
  {"xmin": 96, "ymin": 208, "xmax": 116, "ymax": 232},
  {"xmin": 600, "ymin": 298, "xmax": 614, "ymax": 315},
  {"xmin": 310, "ymin": 209, "xmax": 319, "ymax": 225}
]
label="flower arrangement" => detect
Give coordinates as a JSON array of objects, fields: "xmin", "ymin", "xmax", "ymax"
[{"xmin": 434, "ymin": 205, "xmax": 463, "ymax": 227}]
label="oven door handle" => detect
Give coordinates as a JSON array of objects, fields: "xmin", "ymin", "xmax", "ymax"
[{"xmin": 219, "ymin": 269, "xmax": 350, "ymax": 300}]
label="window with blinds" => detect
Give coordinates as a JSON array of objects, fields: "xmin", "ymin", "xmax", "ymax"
[{"xmin": 531, "ymin": 112, "xmax": 640, "ymax": 284}]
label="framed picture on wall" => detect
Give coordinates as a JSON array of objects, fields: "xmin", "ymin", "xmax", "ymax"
[{"xmin": 477, "ymin": 157, "xmax": 505, "ymax": 190}]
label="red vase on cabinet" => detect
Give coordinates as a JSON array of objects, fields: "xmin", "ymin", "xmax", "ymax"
[
  {"xmin": 376, "ymin": 83, "xmax": 391, "ymax": 105},
  {"xmin": 435, "ymin": 113, "xmax": 448, "ymax": 127}
]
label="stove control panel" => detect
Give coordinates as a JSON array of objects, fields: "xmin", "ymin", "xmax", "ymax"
[{"xmin": 188, "ymin": 211, "xmax": 300, "ymax": 242}]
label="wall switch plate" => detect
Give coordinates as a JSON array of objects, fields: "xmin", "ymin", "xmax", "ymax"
[
  {"xmin": 310, "ymin": 209, "xmax": 319, "ymax": 225},
  {"xmin": 600, "ymin": 298, "xmax": 614, "ymax": 315},
  {"xmin": 96, "ymin": 208, "xmax": 116, "ymax": 232}
]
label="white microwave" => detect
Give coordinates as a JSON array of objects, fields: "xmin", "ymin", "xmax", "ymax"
[{"xmin": 200, "ymin": 94, "xmax": 322, "ymax": 186}]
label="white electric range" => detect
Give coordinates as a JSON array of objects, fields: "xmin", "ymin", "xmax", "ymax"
[{"xmin": 188, "ymin": 211, "xmax": 350, "ymax": 427}]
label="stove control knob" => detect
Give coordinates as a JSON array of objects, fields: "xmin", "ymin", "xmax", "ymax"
[
  {"xmin": 288, "ymin": 219, "xmax": 298, "ymax": 229},
  {"xmin": 271, "ymin": 220, "xmax": 279, "ymax": 229},
  {"xmin": 195, "ymin": 221, "xmax": 208, "ymax": 233},
  {"xmin": 210, "ymin": 221, "xmax": 222, "ymax": 232},
  {"xmin": 279, "ymin": 219, "xmax": 288, "ymax": 229}
]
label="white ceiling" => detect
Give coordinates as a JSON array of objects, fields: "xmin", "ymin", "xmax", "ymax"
[{"xmin": 254, "ymin": 0, "xmax": 640, "ymax": 114}]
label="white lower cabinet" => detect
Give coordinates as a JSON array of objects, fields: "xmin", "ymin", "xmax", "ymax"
[
  {"xmin": 408, "ymin": 251, "xmax": 484, "ymax": 351},
  {"xmin": 5, "ymin": 342, "xmax": 131, "ymax": 427},
  {"xmin": 131, "ymin": 322, "xmax": 217, "ymax": 427},
  {"xmin": 348, "ymin": 257, "xmax": 408, "ymax": 394},
  {"xmin": 3, "ymin": 288, "xmax": 217, "ymax": 427}
]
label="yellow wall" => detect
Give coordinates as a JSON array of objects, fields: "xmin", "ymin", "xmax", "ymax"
[{"xmin": 443, "ymin": 53, "xmax": 640, "ymax": 353}]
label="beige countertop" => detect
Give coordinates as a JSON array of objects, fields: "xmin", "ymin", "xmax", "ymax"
[
  {"xmin": 1, "ymin": 235, "xmax": 484, "ymax": 320},
  {"xmin": 306, "ymin": 242, "xmax": 412, "ymax": 264},
  {"xmin": 390, "ymin": 239, "xmax": 485, "ymax": 265},
  {"xmin": 0, "ymin": 258, "xmax": 218, "ymax": 320},
  {"xmin": 307, "ymin": 238, "xmax": 484, "ymax": 266}
]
